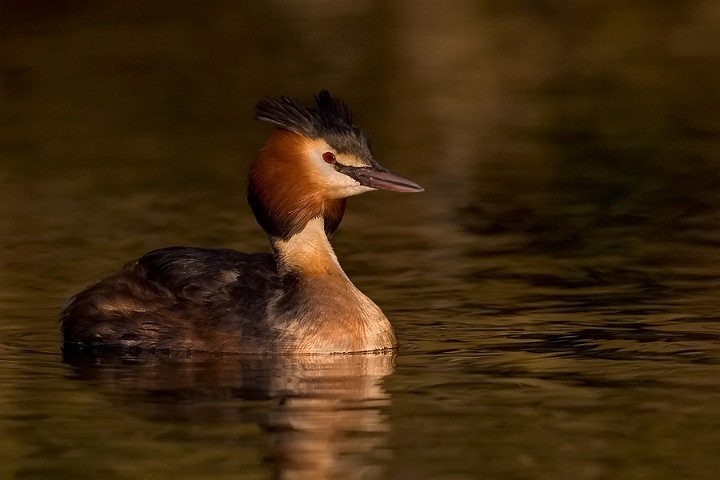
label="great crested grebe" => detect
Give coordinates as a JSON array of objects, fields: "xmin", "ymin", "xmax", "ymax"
[{"xmin": 61, "ymin": 91, "xmax": 423, "ymax": 354}]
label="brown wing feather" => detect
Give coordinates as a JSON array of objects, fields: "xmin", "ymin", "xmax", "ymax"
[{"xmin": 61, "ymin": 247, "xmax": 280, "ymax": 351}]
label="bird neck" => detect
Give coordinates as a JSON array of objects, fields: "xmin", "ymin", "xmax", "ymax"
[
  {"xmin": 270, "ymin": 216, "xmax": 347, "ymax": 279},
  {"xmin": 268, "ymin": 215, "xmax": 396, "ymax": 353}
]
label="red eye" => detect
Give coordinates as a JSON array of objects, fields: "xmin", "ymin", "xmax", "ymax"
[{"xmin": 322, "ymin": 152, "xmax": 336, "ymax": 164}]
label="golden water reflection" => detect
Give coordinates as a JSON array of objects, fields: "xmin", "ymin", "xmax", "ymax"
[{"xmin": 64, "ymin": 351, "xmax": 395, "ymax": 480}]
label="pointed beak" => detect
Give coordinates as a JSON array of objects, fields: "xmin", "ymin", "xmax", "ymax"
[{"xmin": 344, "ymin": 165, "xmax": 424, "ymax": 193}]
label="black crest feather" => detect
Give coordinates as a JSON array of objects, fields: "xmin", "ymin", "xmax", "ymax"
[{"xmin": 255, "ymin": 90, "xmax": 359, "ymax": 141}]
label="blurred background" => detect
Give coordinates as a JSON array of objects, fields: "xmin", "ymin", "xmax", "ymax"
[{"xmin": 1, "ymin": 1, "xmax": 720, "ymax": 479}]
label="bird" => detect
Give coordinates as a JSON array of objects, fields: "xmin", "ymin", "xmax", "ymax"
[{"xmin": 61, "ymin": 91, "xmax": 423, "ymax": 354}]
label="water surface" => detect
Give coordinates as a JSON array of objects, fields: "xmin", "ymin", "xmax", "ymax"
[{"xmin": 1, "ymin": 1, "xmax": 720, "ymax": 479}]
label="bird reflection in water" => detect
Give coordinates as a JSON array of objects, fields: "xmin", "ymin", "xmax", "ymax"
[{"xmin": 64, "ymin": 350, "xmax": 395, "ymax": 480}]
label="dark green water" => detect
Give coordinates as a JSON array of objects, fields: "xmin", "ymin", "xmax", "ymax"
[{"xmin": 2, "ymin": 1, "xmax": 720, "ymax": 479}]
